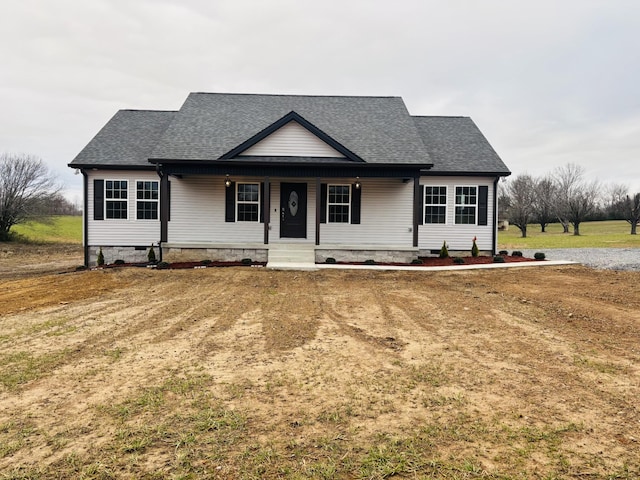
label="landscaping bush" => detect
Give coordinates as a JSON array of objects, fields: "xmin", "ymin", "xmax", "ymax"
[
  {"xmin": 97, "ymin": 247, "xmax": 104, "ymax": 266},
  {"xmin": 200, "ymin": 259, "xmax": 212, "ymax": 265},
  {"xmin": 453, "ymin": 257, "xmax": 465, "ymax": 264},
  {"xmin": 534, "ymin": 252, "xmax": 546, "ymax": 260},
  {"xmin": 512, "ymin": 251, "xmax": 523, "ymax": 257},
  {"xmin": 439, "ymin": 241, "xmax": 449, "ymax": 259},
  {"xmin": 411, "ymin": 258, "xmax": 424, "ymax": 264},
  {"xmin": 156, "ymin": 261, "xmax": 170, "ymax": 270},
  {"xmin": 241, "ymin": 258, "xmax": 252, "ymax": 265},
  {"xmin": 75, "ymin": 265, "xmax": 88, "ymax": 271},
  {"xmin": 364, "ymin": 259, "xmax": 376, "ymax": 265},
  {"xmin": 325, "ymin": 257, "xmax": 336, "ymax": 264},
  {"xmin": 113, "ymin": 259, "xmax": 125, "ymax": 265},
  {"xmin": 499, "ymin": 250, "xmax": 509, "ymax": 256},
  {"xmin": 493, "ymin": 255, "xmax": 506, "ymax": 263},
  {"xmin": 471, "ymin": 237, "xmax": 479, "ymax": 257},
  {"xmin": 147, "ymin": 245, "xmax": 156, "ymax": 263}
]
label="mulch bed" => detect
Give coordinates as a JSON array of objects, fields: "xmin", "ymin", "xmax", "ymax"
[{"xmin": 325, "ymin": 255, "xmax": 540, "ymax": 267}]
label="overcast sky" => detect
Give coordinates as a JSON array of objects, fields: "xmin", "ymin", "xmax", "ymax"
[{"xmin": 2, "ymin": 0, "xmax": 639, "ymax": 203}]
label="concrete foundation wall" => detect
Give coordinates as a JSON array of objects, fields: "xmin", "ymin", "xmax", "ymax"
[
  {"xmin": 89, "ymin": 246, "xmax": 153, "ymax": 266},
  {"xmin": 315, "ymin": 249, "xmax": 417, "ymax": 264},
  {"xmin": 162, "ymin": 247, "xmax": 268, "ymax": 263}
]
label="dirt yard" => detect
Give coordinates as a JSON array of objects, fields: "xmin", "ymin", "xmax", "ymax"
[{"xmin": 0, "ymin": 244, "xmax": 639, "ymax": 479}]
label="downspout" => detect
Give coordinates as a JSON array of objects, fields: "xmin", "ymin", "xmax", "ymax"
[
  {"xmin": 157, "ymin": 164, "xmax": 168, "ymax": 262},
  {"xmin": 81, "ymin": 169, "xmax": 89, "ymax": 267},
  {"xmin": 492, "ymin": 177, "xmax": 499, "ymax": 255}
]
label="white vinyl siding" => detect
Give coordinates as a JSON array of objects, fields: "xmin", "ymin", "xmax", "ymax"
[
  {"xmin": 87, "ymin": 170, "xmax": 160, "ymax": 246},
  {"xmin": 418, "ymin": 176, "xmax": 495, "ymax": 252},
  {"xmin": 240, "ymin": 121, "xmax": 345, "ymax": 157}
]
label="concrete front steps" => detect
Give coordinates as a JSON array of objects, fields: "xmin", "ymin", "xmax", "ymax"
[{"xmin": 267, "ymin": 243, "xmax": 318, "ymax": 270}]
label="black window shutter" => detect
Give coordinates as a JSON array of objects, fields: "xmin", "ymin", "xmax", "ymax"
[
  {"xmin": 166, "ymin": 180, "xmax": 171, "ymax": 222},
  {"xmin": 478, "ymin": 185, "xmax": 489, "ymax": 226},
  {"xmin": 320, "ymin": 184, "xmax": 327, "ymax": 223},
  {"xmin": 94, "ymin": 179, "xmax": 104, "ymax": 220},
  {"xmin": 259, "ymin": 182, "xmax": 265, "ymax": 223},
  {"xmin": 225, "ymin": 182, "xmax": 235, "ymax": 222},
  {"xmin": 351, "ymin": 184, "xmax": 361, "ymax": 224},
  {"xmin": 418, "ymin": 185, "xmax": 424, "ymax": 225}
]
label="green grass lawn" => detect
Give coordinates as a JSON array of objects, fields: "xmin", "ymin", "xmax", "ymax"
[
  {"xmin": 10, "ymin": 216, "xmax": 82, "ymax": 244},
  {"xmin": 499, "ymin": 220, "xmax": 640, "ymax": 250}
]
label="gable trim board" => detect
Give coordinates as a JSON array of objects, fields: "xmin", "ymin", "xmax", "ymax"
[{"xmin": 69, "ymin": 93, "xmax": 510, "ymax": 266}]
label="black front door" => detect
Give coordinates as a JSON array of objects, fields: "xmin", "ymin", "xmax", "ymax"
[{"xmin": 280, "ymin": 183, "xmax": 307, "ymax": 238}]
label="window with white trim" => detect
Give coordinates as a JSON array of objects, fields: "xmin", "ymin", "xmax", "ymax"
[
  {"xmin": 424, "ymin": 186, "xmax": 447, "ymax": 224},
  {"xmin": 455, "ymin": 186, "xmax": 477, "ymax": 224},
  {"xmin": 237, "ymin": 183, "xmax": 260, "ymax": 221},
  {"xmin": 136, "ymin": 181, "xmax": 159, "ymax": 220},
  {"xmin": 105, "ymin": 180, "xmax": 128, "ymax": 219},
  {"xmin": 328, "ymin": 185, "xmax": 350, "ymax": 223}
]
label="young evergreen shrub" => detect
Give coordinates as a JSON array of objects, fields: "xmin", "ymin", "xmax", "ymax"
[
  {"xmin": 364, "ymin": 259, "xmax": 376, "ymax": 265},
  {"xmin": 76, "ymin": 265, "xmax": 88, "ymax": 271},
  {"xmin": 97, "ymin": 247, "xmax": 105, "ymax": 266},
  {"xmin": 147, "ymin": 245, "xmax": 156, "ymax": 263},
  {"xmin": 157, "ymin": 261, "xmax": 170, "ymax": 270},
  {"xmin": 471, "ymin": 237, "xmax": 479, "ymax": 257},
  {"xmin": 534, "ymin": 252, "xmax": 546, "ymax": 260},
  {"xmin": 200, "ymin": 259, "xmax": 212, "ymax": 265},
  {"xmin": 512, "ymin": 251, "xmax": 523, "ymax": 257},
  {"xmin": 411, "ymin": 258, "xmax": 424, "ymax": 264},
  {"xmin": 114, "ymin": 259, "xmax": 125, "ymax": 265},
  {"xmin": 241, "ymin": 258, "xmax": 252, "ymax": 265},
  {"xmin": 325, "ymin": 257, "xmax": 336, "ymax": 264},
  {"xmin": 453, "ymin": 257, "xmax": 465, "ymax": 264},
  {"xmin": 439, "ymin": 241, "xmax": 450, "ymax": 259},
  {"xmin": 499, "ymin": 250, "xmax": 509, "ymax": 256},
  {"xmin": 493, "ymin": 255, "xmax": 506, "ymax": 263}
]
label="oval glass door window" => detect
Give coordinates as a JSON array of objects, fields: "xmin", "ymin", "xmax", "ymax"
[{"xmin": 288, "ymin": 191, "xmax": 299, "ymax": 217}]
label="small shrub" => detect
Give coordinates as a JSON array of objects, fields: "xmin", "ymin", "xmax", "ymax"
[
  {"xmin": 534, "ymin": 252, "xmax": 546, "ymax": 260},
  {"xmin": 147, "ymin": 245, "xmax": 157, "ymax": 263},
  {"xmin": 512, "ymin": 251, "xmax": 523, "ymax": 257},
  {"xmin": 471, "ymin": 237, "xmax": 479, "ymax": 257},
  {"xmin": 493, "ymin": 255, "xmax": 506, "ymax": 263},
  {"xmin": 113, "ymin": 259, "xmax": 125, "ymax": 265},
  {"xmin": 499, "ymin": 250, "xmax": 509, "ymax": 256},
  {"xmin": 241, "ymin": 258, "xmax": 252, "ymax": 265},
  {"xmin": 325, "ymin": 257, "xmax": 336, "ymax": 264},
  {"xmin": 411, "ymin": 258, "xmax": 424, "ymax": 265},
  {"xmin": 156, "ymin": 261, "xmax": 170, "ymax": 270},
  {"xmin": 75, "ymin": 265, "xmax": 88, "ymax": 271},
  {"xmin": 364, "ymin": 259, "xmax": 376, "ymax": 265},
  {"xmin": 200, "ymin": 259, "xmax": 212, "ymax": 265},
  {"xmin": 453, "ymin": 257, "xmax": 465, "ymax": 264},
  {"xmin": 97, "ymin": 247, "xmax": 105, "ymax": 266},
  {"xmin": 439, "ymin": 241, "xmax": 449, "ymax": 259}
]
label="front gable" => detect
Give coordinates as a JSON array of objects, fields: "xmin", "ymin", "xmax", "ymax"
[{"xmin": 220, "ymin": 111, "xmax": 363, "ymax": 162}]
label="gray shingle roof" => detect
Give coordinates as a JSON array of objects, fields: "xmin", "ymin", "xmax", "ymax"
[
  {"xmin": 150, "ymin": 93, "xmax": 431, "ymax": 165},
  {"xmin": 70, "ymin": 110, "xmax": 176, "ymax": 168},
  {"xmin": 413, "ymin": 116, "xmax": 510, "ymax": 175}
]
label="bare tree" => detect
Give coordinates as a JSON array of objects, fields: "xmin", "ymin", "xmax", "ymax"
[
  {"xmin": 603, "ymin": 183, "xmax": 630, "ymax": 220},
  {"xmin": 504, "ymin": 173, "xmax": 537, "ymax": 237},
  {"xmin": 532, "ymin": 175, "xmax": 557, "ymax": 232},
  {"xmin": 623, "ymin": 192, "xmax": 640, "ymax": 235},
  {"xmin": 0, "ymin": 153, "xmax": 60, "ymax": 240},
  {"xmin": 554, "ymin": 163, "xmax": 599, "ymax": 236}
]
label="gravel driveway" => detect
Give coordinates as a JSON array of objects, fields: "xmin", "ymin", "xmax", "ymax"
[{"xmin": 521, "ymin": 248, "xmax": 640, "ymax": 271}]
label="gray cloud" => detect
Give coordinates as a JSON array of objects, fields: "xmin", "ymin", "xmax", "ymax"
[{"xmin": 2, "ymin": 0, "xmax": 639, "ymax": 201}]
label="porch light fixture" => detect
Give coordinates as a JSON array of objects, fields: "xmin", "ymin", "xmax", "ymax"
[
  {"xmin": 355, "ymin": 177, "xmax": 361, "ymax": 189},
  {"xmin": 225, "ymin": 174, "xmax": 231, "ymax": 188}
]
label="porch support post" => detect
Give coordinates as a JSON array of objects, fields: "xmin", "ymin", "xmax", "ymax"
[
  {"xmin": 315, "ymin": 176, "xmax": 321, "ymax": 246},
  {"xmin": 413, "ymin": 173, "xmax": 420, "ymax": 247},
  {"xmin": 159, "ymin": 167, "xmax": 169, "ymax": 244},
  {"xmin": 263, "ymin": 176, "xmax": 270, "ymax": 244}
]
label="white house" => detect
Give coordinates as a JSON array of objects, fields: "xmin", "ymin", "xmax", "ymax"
[{"xmin": 69, "ymin": 93, "xmax": 510, "ymax": 266}]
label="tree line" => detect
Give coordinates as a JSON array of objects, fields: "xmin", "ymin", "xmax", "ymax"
[
  {"xmin": 500, "ymin": 163, "xmax": 640, "ymax": 237},
  {"xmin": 0, "ymin": 153, "xmax": 81, "ymax": 241}
]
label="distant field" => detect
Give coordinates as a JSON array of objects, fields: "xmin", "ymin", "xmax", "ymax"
[
  {"xmin": 499, "ymin": 220, "xmax": 640, "ymax": 249},
  {"xmin": 11, "ymin": 216, "xmax": 82, "ymax": 244}
]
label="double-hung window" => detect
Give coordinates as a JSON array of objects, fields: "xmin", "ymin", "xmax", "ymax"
[
  {"xmin": 237, "ymin": 183, "xmax": 260, "ymax": 222},
  {"xmin": 424, "ymin": 186, "xmax": 447, "ymax": 224},
  {"xmin": 136, "ymin": 181, "xmax": 159, "ymax": 220},
  {"xmin": 105, "ymin": 180, "xmax": 128, "ymax": 219},
  {"xmin": 328, "ymin": 185, "xmax": 350, "ymax": 223},
  {"xmin": 455, "ymin": 186, "xmax": 477, "ymax": 224}
]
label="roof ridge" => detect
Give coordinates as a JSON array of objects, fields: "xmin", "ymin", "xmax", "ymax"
[
  {"xmin": 413, "ymin": 115, "xmax": 470, "ymax": 119},
  {"xmin": 119, "ymin": 109, "xmax": 178, "ymax": 113},
  {"xmin": 188, "ymin": 92, "xmax": 401, "ymax": 100}
]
